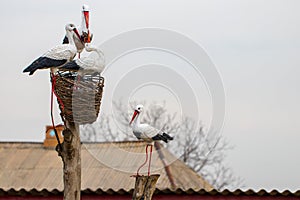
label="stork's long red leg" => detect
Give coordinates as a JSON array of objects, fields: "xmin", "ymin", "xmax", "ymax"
[
  {"xmin": 137, "ymin": 145, "xmax": 149, "ymax": 176},
  {"xmin": 148, "ymin": 144, "xmax": 153, "ymax": 176}
]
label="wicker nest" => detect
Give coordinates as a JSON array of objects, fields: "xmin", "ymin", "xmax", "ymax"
[{"xmin": 52, "ymin": 69, "xmax": 104, "ymax": 125}]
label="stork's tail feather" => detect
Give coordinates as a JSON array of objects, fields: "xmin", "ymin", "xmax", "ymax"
[
  {"xmin": 163, "ymin": 133, "xmax": 174, "ymax": 140},
  {"xmin": 152, "ymin": 133, "xmax": 173, "ymax": 143}
]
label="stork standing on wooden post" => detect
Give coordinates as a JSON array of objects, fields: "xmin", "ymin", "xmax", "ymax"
[{"xmin": 129, "ymin": 104, "xmax": 174, "ymax": 176}]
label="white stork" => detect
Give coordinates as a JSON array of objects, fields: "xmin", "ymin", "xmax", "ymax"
[
  {"xmin": 23, "ymin": 23, "xmax": 81, "ymax": 75},
  {"xmin": 129, "ymin": 104, "xmax": 173, "ymax": 176},
  {"xmin": 62, "ymin": 4, "xmax": 91, "ymax": 55},
  {"xmin": 60, "ymin": 43, "xmax": 105, "ymax": 75},
  {"xmin": 130, "ymin": 104, "xmax": 173, "ymax": 143}
]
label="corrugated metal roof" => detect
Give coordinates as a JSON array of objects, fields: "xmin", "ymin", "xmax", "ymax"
[
  {"xmin": 0, "ymin": 141, "xmax": 213, "ymax": 192},
  {"xmin": 158, "ymin": 188, "xmax": 300, "ymax": 196},
  {"xmin": 0, "ymin": 188, "xmax": 300, "ymax": 197}
]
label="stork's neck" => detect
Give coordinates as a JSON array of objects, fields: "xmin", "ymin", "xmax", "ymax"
[
  {"xmin": 132, "ymin": 113, "xmax": 141, "ymax": 126},
  {"xmin": 66, "ymin": 30, "xmax": 75, "ymax": 45},
  {"xmin": 85, "ymin": 45, "xmax": 105, "ymax": 59},
  {"xmin": 86, "ymin": 45, "xmax": 98, "ymax": 53}
]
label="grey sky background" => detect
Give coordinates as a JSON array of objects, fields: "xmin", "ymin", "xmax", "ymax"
[{"xmin": 0, "ymin": 0, "xmax": 299, "ymax": 192}]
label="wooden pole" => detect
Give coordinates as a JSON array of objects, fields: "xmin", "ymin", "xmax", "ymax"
[
  {"xmin": 52, "ymin": 71, "xmax": 104, "ymax": 200},
  {"xmin": 57, "ymin": 122, "xmax": 81, "ymax": 200},
  {"xmin": 132, "ymin": 174, "xmax": 160, "ymax": 200}
]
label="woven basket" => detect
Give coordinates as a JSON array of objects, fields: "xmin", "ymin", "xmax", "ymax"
[{"xmin": 52, "ymin": 70, "xmax": 104, "ymax": 125}]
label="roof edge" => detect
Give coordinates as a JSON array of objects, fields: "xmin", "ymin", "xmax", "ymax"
[{"xmin": 1, "ymin": 188, "xmax": 300, "ymax": 197}]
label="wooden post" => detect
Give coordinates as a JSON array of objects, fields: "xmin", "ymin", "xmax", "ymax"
[
  {"xmin": 52, "ymin": 70, "xmax": 104, "ymax": 200},
  {"xmin": 57, "ymin": 122, "xmax": 81, "ymax": 200},
  {"xmin": 132, "ymin": 174, "xmax": 160, "ymax": 200}
]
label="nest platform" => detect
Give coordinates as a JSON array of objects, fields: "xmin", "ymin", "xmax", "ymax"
[{"xmin": 52, "ymin": 70, "xmax": 104, "ymax": 125}]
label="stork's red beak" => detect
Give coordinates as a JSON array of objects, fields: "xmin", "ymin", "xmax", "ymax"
[
  {"xmin": 73, "ymin": 28, "xmax": 82, "ymax": 42},
  {"xmin": 83, "ymin": 11, "xmax": 91, "ymax": 43},
  {"xmin": 129, "ymin": 110, "xmax": 139, "ymax": 125},
  {"xmin": 83, "ymin": 11, "xmax": 89, "ymax": 29}
]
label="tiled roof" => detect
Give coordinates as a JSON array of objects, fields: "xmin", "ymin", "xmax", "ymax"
[{"xmin": 0, "ymin": 141, "xmax": 212, "ymax": 192}]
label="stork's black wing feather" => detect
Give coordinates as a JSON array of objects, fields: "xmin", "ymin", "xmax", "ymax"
[
  {"xmin": 152, "ymin": 133, "xmax": 173, "ymax": 143},
  {"xmin": 62, "ymin": 35, "xmax": 69, "ymax": 44},
  {"xmin": 23, "ymin": 57, "xmax": 67, "ymax": 75}
]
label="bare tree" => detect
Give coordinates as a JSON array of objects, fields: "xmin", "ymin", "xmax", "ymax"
[
  {"xmin": 80, "ymin": 101, "xmax": 243, "ymax": 191},
  {"xmin": 169, "ymin": 117, "xmax": 244, "ymax": 190}
]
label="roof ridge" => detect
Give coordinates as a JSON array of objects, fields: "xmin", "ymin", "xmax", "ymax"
[{"xmin": 154, "ymin": 142, "xmax": 176, "ymax": 189}]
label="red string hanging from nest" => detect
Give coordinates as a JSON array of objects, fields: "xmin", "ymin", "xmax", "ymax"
[{"xmin": 50, "ymin": 72, "xmax": 64, "ymax": 150}]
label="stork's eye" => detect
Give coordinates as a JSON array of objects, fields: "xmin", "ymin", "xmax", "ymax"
[{"xmin": 138, "ymin": 108, "xmax": 140, "ymax": 110}]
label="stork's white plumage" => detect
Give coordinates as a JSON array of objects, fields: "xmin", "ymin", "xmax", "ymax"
[
  {"xmin": 60, "ymin": 43, "xmax": 105, "ymax": 75},
  {"xmin": 23, "ymin": 24, "xmax": 80, "ymax": 75},
  {"xmin": 129, "ymin": 104, "xmax": 174, "ymax": 143}
]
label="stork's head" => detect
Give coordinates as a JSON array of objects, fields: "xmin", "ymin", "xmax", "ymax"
[
  {"xmin": 135, "ymin": 104, "xmax": 144, "ymax": 113},
  {"xmin": 82, "ymin": 4, "xmax": 90, "ymax": 11},
  {"xmin": 129, "ymin": 104, "xmax": 143, "ymax": 125},
  {"xmin": 65, "ymin": 23, "xmax": 81, "ymax": 41},
  {"xmin": 65, "ymin": 23, "xmax": 76, "ymax": 31}
]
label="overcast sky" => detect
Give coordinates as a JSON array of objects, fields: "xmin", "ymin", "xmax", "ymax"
[{"xmin": 0, "ymin": 0, "xmax": 299, "ymax": 192}]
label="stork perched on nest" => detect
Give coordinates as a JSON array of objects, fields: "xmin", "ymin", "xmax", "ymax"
[
  {"xmin": 63, "ymin": 4, "xmax": 92, "ymax": 56},
  {"xmin": 129, "ymin": 104, "xmax": 173, "ymax": 176},
  {"xmin": 23, "ymin": 23, "xmax": 81, "ymax": 75},
  {"xmin": 60, "ymin": 43, "xmax": 105, "ymax": 76}
]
